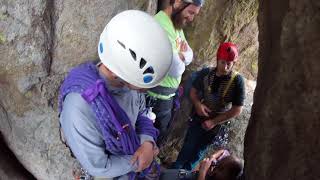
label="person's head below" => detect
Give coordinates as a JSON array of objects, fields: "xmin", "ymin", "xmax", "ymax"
[
  {"xmin": 97, "ymin": 10, "xmax": 173, "ymax": 90},
  {"xmin": 216, "ymin": 42, "xmax": 239, "ymax": 76},
  {"xmin": 163, "ymin": 0, "xmax": 204, "ymax": 29},
  {"xmin": 206, "ymin": 155, "xmax": 243, "ymax": 180}
]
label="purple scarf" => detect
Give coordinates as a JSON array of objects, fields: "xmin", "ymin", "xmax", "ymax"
[{"xmin": 58, "ymin": 62, "xmax": 159, "ymax": 178}]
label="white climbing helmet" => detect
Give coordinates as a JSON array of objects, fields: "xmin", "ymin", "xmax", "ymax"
[{"xmin": 98, "ymin": 10, "xmax": 172, "ymax": 88}]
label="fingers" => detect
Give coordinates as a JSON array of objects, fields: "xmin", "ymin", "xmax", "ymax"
[
  {"xmin": 179, "ymin": 41, "xmax": 188, "ymax": 52},
  {"xmin": 132, "ymin": 143, "xmax": 155, "ymax": 172},
  {"xmin": 202, "ymin": 110, "xmax": 209, "ymax": 117},
  {"xmin": 211, "ymin": 149, "xmax": 225, "ymax": 160},
  {"xmin": 201, "ymin": 121, "xmax": 210, "ymax": 131},
  {"xmin": 137, "ymin": 158, "xmax": 152, "ymax": 172},
  {"xmin": 131, "ymin": 154, "xmax": 143, "ymax": 172},
  {"xmin": 203, "ymin": 105, "xmax": 212, "ymax": 113},
  {"xmin": 195, "ymin": 102, "xmax": 212, "ymax": 117},
  {"xmin": 201, "ymin": 105, "xmax": 211, "ymax": 117},
  {"xmin": 199, "ymin": 158, "xmax": 211, "ymax": 171},
  {"xmin": 179, "ymin": 52, "xmax": 185, "ymax": 61},
  {"xmin": 153, "ymin": 147, "xmax": 159, "ymax": 156},
  {"xmin": 133, "ymin": 155, "xmax": 148, "ymax": 172},
  {"xmin": 131, "ymin": 152, "xmax": 139, "ymax": 165},
  {"xmin": 201, "ymin": 120, "xmax": 215, "ymax": 131},
  {"xmin": 181, "ymin": 43, "xmax": 187, "ymax": 51}
]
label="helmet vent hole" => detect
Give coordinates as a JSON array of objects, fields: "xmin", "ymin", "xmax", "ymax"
[
  {"xmin": 117, "ymin": 40, "xmax": 126, "ymax": 49},
  {"xmin": 143, "ymin": 66, "xmax": 154, "ymax": 74},
  {"xmin": 129, "ymin": 49, "xmax": 137, "ymax": 61},
  {"xmin": 99, "ymin": 43, "xmax": 103, "ymax": 54},
  {"xmin": 139, "ymin": 58, "xmax": 147, "ymax": 69}
]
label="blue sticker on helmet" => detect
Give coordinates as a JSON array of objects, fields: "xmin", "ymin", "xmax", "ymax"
[
  {"xmin": 99, "ymin": 42, "xmax": 103, "ymax": 54},
  {"xmin": 143, "ymin": 75, "xmax": 153, "ymax": 83}
]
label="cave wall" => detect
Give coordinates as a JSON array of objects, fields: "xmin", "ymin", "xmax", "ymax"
[
  {"xmin": 244, "ymin": 0, "xmax": 320, "ymax": 179},
  {"xmin": 0, "ymin": 1, "xmax": 157, "ymax": 179}
]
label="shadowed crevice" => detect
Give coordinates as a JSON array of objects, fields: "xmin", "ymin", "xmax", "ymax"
[{"xmin": 0, "ymin": 132, "xmax": 36, "ymax": 180}]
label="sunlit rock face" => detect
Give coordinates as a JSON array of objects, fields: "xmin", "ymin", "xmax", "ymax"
[
  {"xmin": 244, "ymin": 0, "xmax": 320, "ymax": 179},
  {"xmin": 185, "ymin": 0, "xmax": 259, "ymax": 80},
  {"xmin": 0, "ymin": 0, "xmax": 156, "ymax": 179}
]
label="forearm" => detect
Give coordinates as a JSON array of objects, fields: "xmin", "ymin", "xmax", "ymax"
[
  {"xmin": 198, "ymin": 173, "xmax": 206, "ymax": 180},
  {"xmin": 190, "ymin": 87, "xmax": 201, "ymax": 106},
  {"xmin": 212, "ymin": 106, "xmax": 242, "ymax": 124},
  {"xmin": 167, "ymin": 52, "xmax": 186, "ymax": 78},
  {"xmin": 182, "ymin": 43, "xmax": 193, "ymax": 66}
]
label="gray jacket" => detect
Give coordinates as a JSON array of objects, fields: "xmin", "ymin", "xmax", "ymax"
[{"xmin": 60, "ymin": 75, "xmax": 154, "ymax": 179}]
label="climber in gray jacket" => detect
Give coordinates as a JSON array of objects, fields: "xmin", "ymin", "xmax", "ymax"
[{"xmin": 58, "ymin": 10, "xmax": 172, "ymax": 179}]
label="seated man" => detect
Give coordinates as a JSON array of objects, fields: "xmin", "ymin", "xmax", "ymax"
[
  {"xmin": 59, "ymin": 10, "xmax": 172, "ymax": 179},
  {"xmin": 172, "ymin": 42, "xmax": 245, "ymax": 170},
  {"xmin": 160, "ymin": 149, "xmax": 243, "ymax": 180}
]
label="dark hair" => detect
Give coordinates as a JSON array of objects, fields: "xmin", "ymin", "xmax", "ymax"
[
  {"xmin": 206, "ymin": 156, "xmax": 243, "ymax": 180},
  {"xmin": 160, "ymin": 0, "xmax": 174, "ymax": 9}
]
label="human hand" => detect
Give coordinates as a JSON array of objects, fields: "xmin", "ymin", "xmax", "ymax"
[
  {"xmin": 131, "ymin": 141, "xmax": 154, "ymax": 172},
  {"xmin": 180, "ymin": 41, "xmax": 188, "ymax": 52},
  {"xmin": 198, "ymin": 158, "xmax": 212, "ymax": 180},
  {"xmin": 210, "ymin": 149, "xmax": 225, "ymax": 161},
  {"xmin": 153, "ymin": 146, "xmax": 159, "ymax": 157},
  {"xmin": 195, "ymin": 149, "xmax": 226, "ymax": 179},
  {"xmin": 179, "ymin": 52, "xmax": 186, "ymax": 62},
  {"xmin": 195, "ymin": 102, "xmax": 211, "ymax": 117},
  {"xmin": 201, "ymin": 119, "xmax": 216, "ymax": 131}
]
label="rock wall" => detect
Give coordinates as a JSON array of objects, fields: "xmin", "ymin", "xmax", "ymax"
[
  {"xmin": 185, "ymin": 0, "xmax": 259, "ymax": 79},
  {"xmin": 244, "ymin": 0, "xmax": 320, "ymax": 179},
  {"xmin": 0, "ymin": 1, "xmax": 157, "ymax": 179}
]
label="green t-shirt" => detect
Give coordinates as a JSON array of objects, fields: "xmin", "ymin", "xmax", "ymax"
[{"xmin": 153, "ymin": 11, "xmax": 186, "ymax": 91}]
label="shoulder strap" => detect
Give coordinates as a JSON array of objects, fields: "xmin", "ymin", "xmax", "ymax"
[{"xmin": 222, "ymin": 71, "xmax": 239, "ymax": 99}]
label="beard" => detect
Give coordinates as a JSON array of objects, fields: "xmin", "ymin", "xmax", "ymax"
[{"xmin": 172, "ymin": 12, "xmax": 187, "ymax": 30}]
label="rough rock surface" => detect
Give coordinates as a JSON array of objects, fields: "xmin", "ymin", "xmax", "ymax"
[
  {"xmin": 0, "ymin": 1, "xmax": 157, "ymax": 179},
  {"xmin": 185, "ymin": 0, "xmax": 259, "ymax": 80},
  {"xmin": 244, "ymin": 0, "xmax": 320, "ymax": 179}
]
